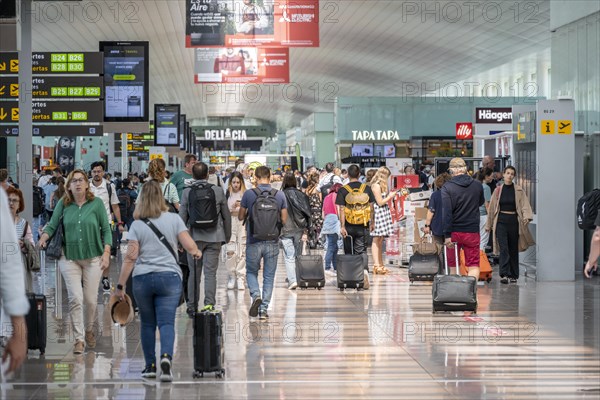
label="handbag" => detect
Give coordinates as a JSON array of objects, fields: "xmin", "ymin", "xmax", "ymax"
[
  {"xmin": 163, "ymin": 184, "xmax": 178, "ymax": 213},
  {"xmin": 412, "ymin": 234, "xmax": 438, "ymax": 256},
  {"xmin": 142, "ymin": 218, "xmax": 185, "ymax": 306},
  {"xmin": 46, "ymin": 211, "xmax": 65, "ymax": 260},
  {"xmin": 20, "ymin": 221, "xmax": 41, "ymax": 271}
]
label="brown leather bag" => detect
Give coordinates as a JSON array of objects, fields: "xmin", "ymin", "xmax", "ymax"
[{"xmin": 412, "ymin": 235, "xmax": 438, "ymax": 256}]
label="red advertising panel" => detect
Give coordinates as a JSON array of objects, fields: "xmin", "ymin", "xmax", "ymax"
[
  {"xmin": 456, "ymin": 122, "xmax": 473, "ymax": 140},
  {"xmin": 194, "ymin": 47, "xmax": 289, "ymax": 84},
  {"xmin": 392, "ymin": 175, "xmax": 421, "ymax": 190},
  {"xmin": 186, "ymin": 0, "xmax": 319, "ymax": 48}
]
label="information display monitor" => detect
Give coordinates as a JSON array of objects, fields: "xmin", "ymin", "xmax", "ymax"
[
  {"xmin": 179, "ymin": 114, "xmax": 187, "ymax": 151},
  {"xmin": 154, "ymin": 104, "xmax": 180, "ymax": 147},
  {"xmin": 100, "ymin": 41, "xmax": 149, "ymax": 121}
]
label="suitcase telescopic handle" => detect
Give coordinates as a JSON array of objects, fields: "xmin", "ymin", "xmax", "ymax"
[
  {"xmin": 302, "ymin": 239, "xmax": 310, "ymax": 256},
  {"xmin": 345, "ymin": 235, "xmax": 354, "ymax": 255},
  {"xmin": 443, "ymin": 243, "xmax": 459, "ymax": 276}
]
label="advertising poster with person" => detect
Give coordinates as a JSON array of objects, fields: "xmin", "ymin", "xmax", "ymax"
[
  {"xmin": 186, "ymin": 0, "xmax": 319, "ymax": 48},
  {"xmin": 195, "ymin": 47, "xmax": 289, "ymax": 83}
]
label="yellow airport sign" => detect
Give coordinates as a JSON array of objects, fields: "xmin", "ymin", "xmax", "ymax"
[
  {"xmin": 557, "ymin": 120, "xmax": 572, "ymax": 134},
  {"xmin": 540, "ymin": 120, "xmax": 555, "ymax": 135}
]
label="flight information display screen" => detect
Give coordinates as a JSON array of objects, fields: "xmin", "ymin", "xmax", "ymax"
[{"xmin": 100, "ymin": 41, "xmax": 149, "ymax": 121}]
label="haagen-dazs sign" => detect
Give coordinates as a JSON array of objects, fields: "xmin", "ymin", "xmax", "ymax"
[
  {"xmin": 204, "ymin": 129, "xmax": 248, "ymax": 141},
  {"xmin": 352, "ymin": 130, "xmax": 400, "ymax": 141},
  {"xmin": 475, "ymin": 108, "xmax": 513, "ymax": 124}
]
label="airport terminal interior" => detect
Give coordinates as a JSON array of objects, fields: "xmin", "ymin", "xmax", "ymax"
[{"xmin": 1, "ymin": 0, "xmax": 600, "ymax": 399}]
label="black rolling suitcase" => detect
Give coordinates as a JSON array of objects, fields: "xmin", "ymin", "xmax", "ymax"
[
  {"xmin": 408, "ymin": 253, "xmax": 440, "ymax": 282},
  {"xmin": 336, "ymin": 237, "xmax": 366, "ymax": 290},
  {"xmin": 296, "ymin": 241, "xmax": 325, "ymax": 289},
  {"xmin": 192, "ymin": 257, "xmax": 225, "ymax": 379},
  {"xmin": 26, "ymin": 251, "xmax": 47, "ymax": 354},
  {"xmin": 432, "ymin": 244, "xmax": 477, "ymax": 313}
]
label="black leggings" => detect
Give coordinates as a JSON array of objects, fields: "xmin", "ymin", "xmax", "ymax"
[{"xmin": 496, "ymin": 213, "xmax": 519, "ymax": 279}]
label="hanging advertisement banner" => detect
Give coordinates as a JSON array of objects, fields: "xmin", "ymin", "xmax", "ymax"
[
  {"xmin": 194, "ymin": 47, "xmax": 289, "ymax": 83},
  {"xmin": 56, "ymin": 137, "xmax": 77, "ymax": 173},
  {"xmin": 185, "ymin": 0, "xmax": 319, "ymax": 48}
]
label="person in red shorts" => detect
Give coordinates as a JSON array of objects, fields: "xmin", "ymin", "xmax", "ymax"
[{"xmin": 441, "ymin": 158, "xmax": 485, "ymax": 279}]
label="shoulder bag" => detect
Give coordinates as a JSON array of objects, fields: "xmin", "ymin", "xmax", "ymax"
[
  {"xmin": 46, "ymin": 208, "xmax": 65, "ymax": 260},
  {"xmin": 21, "ymin": 221, "xmax": 41, "ymax": 271}
]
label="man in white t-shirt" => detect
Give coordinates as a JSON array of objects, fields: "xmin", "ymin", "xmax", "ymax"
[
  {"xmin": 89, "ymin": 161, "xmax": 124, "ymax": 292},
  {"xmin": 37, "ymin": 169, "xmax": 52, "ymax": 188},
  {"xmin": 317, "ymin": 162, "xmax": 342, "ymax": 193}
]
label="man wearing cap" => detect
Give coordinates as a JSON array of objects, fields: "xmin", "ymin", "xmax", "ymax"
[{"xmin": 441, "ymin": 158, "xmax": 485, "ymax": 280}]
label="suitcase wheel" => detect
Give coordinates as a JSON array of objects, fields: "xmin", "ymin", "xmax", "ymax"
[
  {"xmin": 317, "ymin": 287, "xmax": 323, "ymax": 290},
  {"xmin": 215, "ymin": 369, "xmax": 225, "ymax": 379},
  {"xmin": 40, "ymin": 348, "xmax": 45, "ymax": 355},
  {"xmin": 193, "ymin": 370, "xmax": 203, "ymax": 379},
  {"xmin": 486, "ymin": 278, "xmax": 492, "ymax": 283}
]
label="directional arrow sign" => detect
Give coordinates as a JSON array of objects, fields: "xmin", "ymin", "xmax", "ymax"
[
  {"xmin": 1, "ymin": 100, "xmax": 103, "ymax": 122},
  {"xmin": 0, "ymin": 52, "xmax": 103, "ymax": 75},
  {"xmin": 0, "ymin": 108, "xmax": 7, "ymax": 121},
  {"xmin": 0, "ymin": 86, "xmax": 5, "ymax": 95}
]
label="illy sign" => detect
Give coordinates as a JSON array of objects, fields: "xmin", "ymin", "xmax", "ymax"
[
  {"xmin": 456, "ymin": 123, "xmax": 473, "ymax": 140},
  {"xmin": 475, "ymin": 107, "xmax": 512, "ymax": 124}
]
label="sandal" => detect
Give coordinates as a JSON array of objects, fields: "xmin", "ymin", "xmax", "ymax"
[{"xmin": 374, "ymin": 265, "xmax": 390, "ymax": 275}]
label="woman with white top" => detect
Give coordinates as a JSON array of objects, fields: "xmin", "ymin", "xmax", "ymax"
[
  {"xmin": 144, "ymin": 158, "xmax": 180, "ymax": 212},
  {"xmin": 6, "ymin": 186, "xmax": 34, "ymax": 291},
  {"xmin": 225, "ymin": 171, "xmax": 247, "ymax": 290}
]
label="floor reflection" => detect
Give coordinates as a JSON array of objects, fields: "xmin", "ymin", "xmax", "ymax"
[{"xmin": 0, "ymin": 252, "xmax": 598, "ymax": 399}]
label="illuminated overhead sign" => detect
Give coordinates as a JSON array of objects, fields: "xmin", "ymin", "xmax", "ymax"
[
  {"xmin": 1, "ymin": 125, "xmax": 102, "ymax": 137},
  {"xmin": 0, "ymin": 52, "xmax": 103, "ymax": 74},
  {"xmin": 204, "ymin": 128, "xmax": 248, "ymax": 141},
  {"xmin": 0, "ymin": 100, "xmax": 103, "ymax": 122},
  {"xmin": 0, "ymin": 76, "xmax": 103, "ymax": 99}
]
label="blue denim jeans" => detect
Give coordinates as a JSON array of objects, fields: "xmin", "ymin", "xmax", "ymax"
[
  {"xmin": 281, "ymin": 233, "xmax": 302, "ymax": 285},
  {"xmin": 246, "ymin": 241, "xmax": 279, "ymax": 311},
  {"xmin": 133, "ymin": 271, "xmax": 182, "ymax": 366},
  {"xmin": 324, "ymin": 234, "xmax": 339, "ymax": 271}
]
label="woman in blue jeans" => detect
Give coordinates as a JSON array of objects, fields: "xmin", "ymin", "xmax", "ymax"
[
  {"xmin": 320, "ymin": 183, "xmax": 343, "ymax": 274},
  {"xmin": 112, "ymin": 180, "xmax": 201, "ymax": 382}
]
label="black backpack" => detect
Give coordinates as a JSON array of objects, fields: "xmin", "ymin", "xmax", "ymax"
[
  {"xmin": 32, "ymin": 186, "xmax": 45, "ymax": 217},
  {"xmin": 320, "ymin": 175, "xmax": 336, "ymax": 197},
  {"xmin": 577, "ymin": 189, "xmax": 600, "ymax": 230},
  {"xmin": 188, "ymin": 183, "xmax": 219, "ymax": 229},
  {"xmin": 250, "ymin": 188, "xmax": 281, "ymax": 241},
  {"xmin": 117, "ymin": 190, "xmax": 133, "ymax": 221}
]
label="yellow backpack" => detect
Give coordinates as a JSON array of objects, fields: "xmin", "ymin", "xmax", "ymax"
[{"xmin": 343, "ymin": 184, "xmax": 371, "ymax": 226}]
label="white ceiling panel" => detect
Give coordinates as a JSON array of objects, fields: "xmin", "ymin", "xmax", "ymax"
[{"xmin": 27, "ymin": 0, "xmax": 551, "ymax": 131}]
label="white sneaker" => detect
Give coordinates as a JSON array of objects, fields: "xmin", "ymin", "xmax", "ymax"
[
  {"xmin": 237, "ymin": 277, "xmax": 245, "ymax": 290},
  {"xmin": 227, "ymin": 276, "xmax": 235, "ymax": 290}
]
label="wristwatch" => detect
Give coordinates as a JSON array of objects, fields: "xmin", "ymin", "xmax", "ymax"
[
  {"xmin": 116, "ymin": 283, "xmax": 124, "ymax": 291},
  {"xmin": 424, "ymin": 224, "xmax": 430, "ymax": 228}
]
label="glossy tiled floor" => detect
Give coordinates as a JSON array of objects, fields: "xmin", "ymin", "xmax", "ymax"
[{"xmin": 1, "ymin": 249, "xmax": 599, "ymax": 400}]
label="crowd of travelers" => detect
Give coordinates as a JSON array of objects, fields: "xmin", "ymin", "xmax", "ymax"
[{"xmin": 0, "ymin": 152, "xmax": 598, "ymax": 380}]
